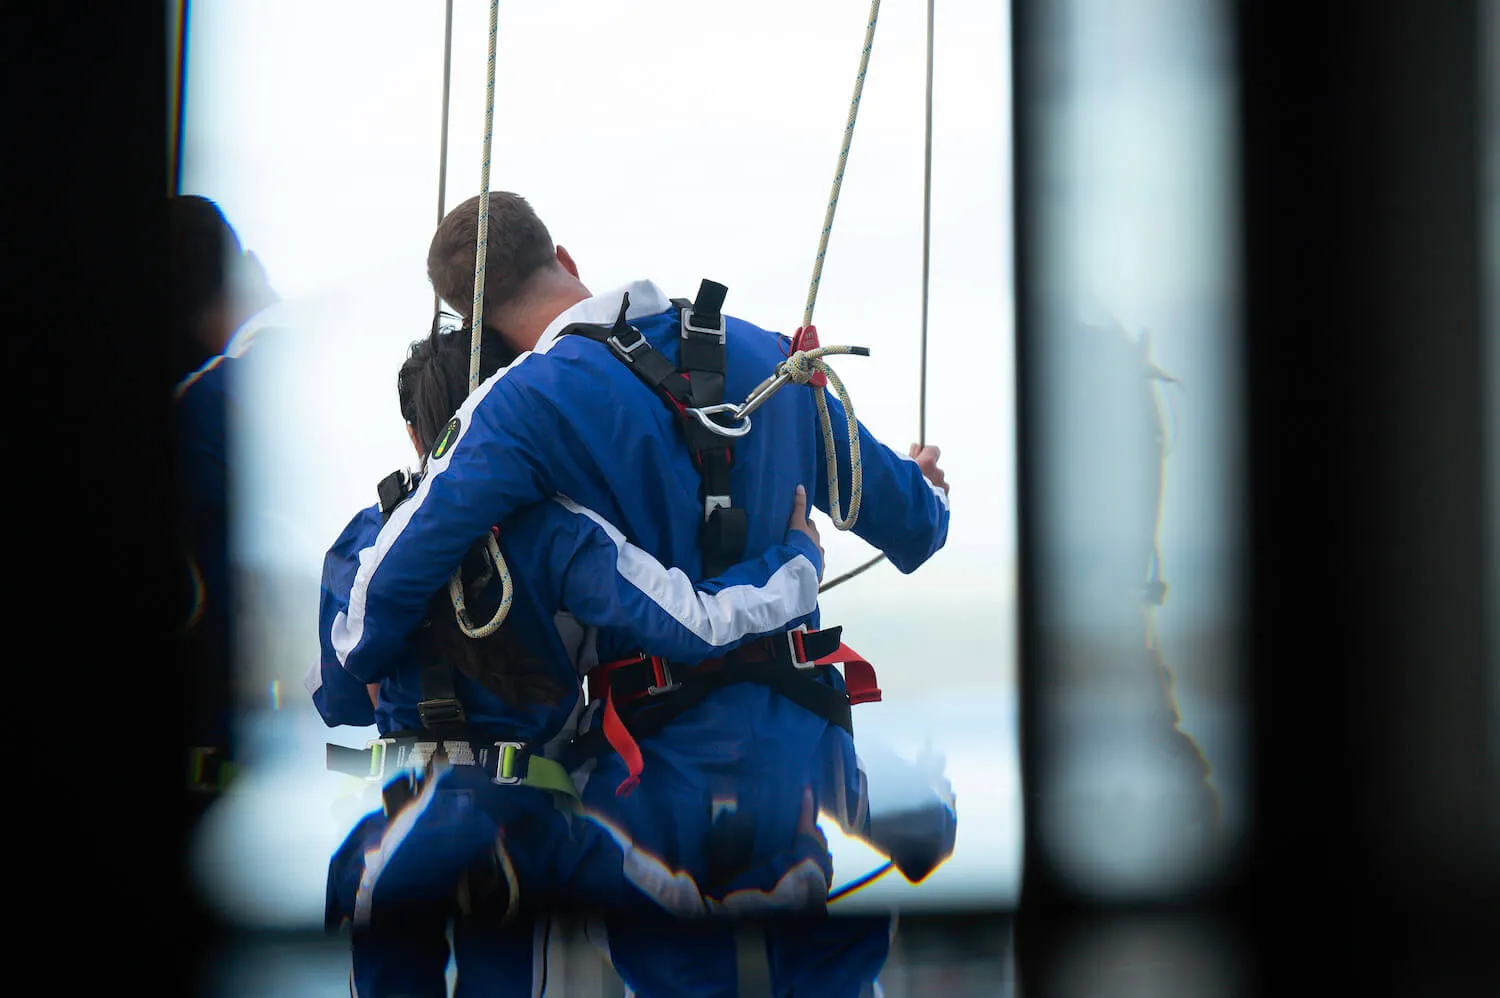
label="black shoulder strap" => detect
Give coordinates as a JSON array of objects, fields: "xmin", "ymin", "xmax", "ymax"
[
  {"xmin": 556, "ymin": 292, "xmax": 688, "ymax": 402},
  {"xmin": 678, "ymin": 279, "xmax": 727, "ymax": 404},
  {"xmin": 557, "ymin": 283, "xmax": 748, "ymax": 577},
  {"xmin": 377, "ymin": 469, "xmax": 413, "ymax": 524},
  {"xmin": 676, "ymin": 280, "xmax": 746, "ymax": 577},
  {"xmin": 375, "ymin": 468, "xmax": 469, "ymax": 737}
]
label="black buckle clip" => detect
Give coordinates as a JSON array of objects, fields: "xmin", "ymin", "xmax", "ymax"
[
  {"xmin": 647, "ymin": 657, "xmax": 681, "ymax": 696},
  {"xmin": 418, "ymin": 697, "xmax": 467, "ymax": 729}
]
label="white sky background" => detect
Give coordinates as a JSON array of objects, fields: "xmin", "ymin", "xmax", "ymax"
[{"xmin": 182, "ymin": 0, "xmax": 1022, "ymax": 923}]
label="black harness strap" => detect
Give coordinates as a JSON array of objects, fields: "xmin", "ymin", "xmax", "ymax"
[
  {"xmin": 374, "ymin": 467, "xmax": 470, "ymax": 738},
  {"xmin": 557, "ymin": 281, "xmax": 747, "ymax": 577},
  {"xmin": 377, "ymin": 469, "xmax": 413, "ymax": 524},
  {"xmin": 566, "ymin": 659, "xmax": 855, "ymax": 773},
  {"xmin": 566, "ymin": 627, "xmax": 857, "ymax": 777}
]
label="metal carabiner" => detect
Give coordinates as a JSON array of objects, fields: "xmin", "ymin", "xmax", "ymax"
[
  {"xmin": 685, "ymin": 403, "xmax": 754, "ymax": 438},
  {"xmin": 735, "ymin": 370, "xmax": 794, "ymax": 422},
  {"xmin": 683, "ymin": 367, "xmax": 799, "ymax": 438}
]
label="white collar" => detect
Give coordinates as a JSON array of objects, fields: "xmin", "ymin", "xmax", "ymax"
[{"xmin": 531, "ymin": 279, "xmax": 673, "ymax": 356}]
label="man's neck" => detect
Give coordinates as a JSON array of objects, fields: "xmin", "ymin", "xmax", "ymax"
[{"xmin": 489, "ymin": 277, "xmax": 590, "ymax": 354}]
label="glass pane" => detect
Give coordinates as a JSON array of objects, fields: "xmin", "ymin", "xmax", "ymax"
[{"xmin": 1019, "ymin": 0, "xmax": 1245, "ymax": 899}]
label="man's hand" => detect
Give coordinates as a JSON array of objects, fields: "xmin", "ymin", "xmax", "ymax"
[
  {"xmin": 787, "ymin": 484, "xmax": 824, "ymax": 581},
  {"xmin": 909, "ymin": 444, "xmax": 949, "ymax": 496}
]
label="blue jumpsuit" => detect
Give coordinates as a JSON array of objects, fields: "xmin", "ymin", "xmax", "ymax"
[
  {"xmin": 330, "ymin": 280, "xmax": 952, "ymax": 996},
  {"xmin": 315, "ymin": 496, "xmax": 833, "ymax": 996},
  {"xmin": 178, "ymin": 309, "xmax": 283, "ymax": 783},
  {"xmin": 177, "ymin": 354, "xmax": 234, "ymax": 760}
]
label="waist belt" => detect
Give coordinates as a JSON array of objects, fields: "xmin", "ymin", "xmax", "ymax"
[
  {"xmin": 576, "ymin": 626, "xmax": 881, "ymax": 797},
  {"xmin": 325, "ymin": 735, "xmax": 578, "ymax": 799}
]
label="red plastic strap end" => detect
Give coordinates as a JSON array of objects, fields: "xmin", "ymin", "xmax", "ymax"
[
  {"xmin": 601, "ymin": 694, "xmax": 647, "ymax": 796},
  {"xmin": 839, "ymin": 650, "xmax": 883, "ymax": 705}
]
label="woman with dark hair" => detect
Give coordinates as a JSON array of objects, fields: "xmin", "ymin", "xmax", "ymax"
[{"xmin": 314, "ymin": 317, "xmax": 832, "ymax": 996}]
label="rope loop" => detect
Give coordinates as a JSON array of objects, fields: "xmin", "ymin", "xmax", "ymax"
[{"xmin": 450, "ymin": 0, "xmax": 513, "ymax": 639}]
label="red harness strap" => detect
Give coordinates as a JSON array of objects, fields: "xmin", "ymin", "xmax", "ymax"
[
  {"xmin": 814, "ymin": 642, "xmax": 883, "ymax": 705},
  {"xmin": 588, "ymin": 654, "xmax": 675, "ymax": 796},
  {"xmin": 600, "ymin": 693, "xmax": 644, "ymax": 797},
  {"xmin": 585, "ymin": 631, "xmax": 881, "ymax": 797}
]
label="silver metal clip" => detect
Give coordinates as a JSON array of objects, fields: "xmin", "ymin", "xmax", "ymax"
[
  {"xmin": 646, "ymin": 660, "xmax": 681, "ymax": 696},
  {"xmin": 364, "ymin": 737, "xmax": 395, "ymax": 782},
  {"xmin": 685, "ymin": 403, "xmax": 754, "ymax": 438},
  {"xmin": 704, "ymin": 494, "xmax": 732, "ymax": 523},
  {"xmin": 736, "ymin": 371, "xmax": 793, "ymax": 422},
  {"xmin": 787, "ymin": 625, "xmax": 817, "ymax": 669},
  {"xmin": 607, "ymin": 331, "xmax": 648, "ymax": 360},
  {"xmin": 492, "ymin": 741, "xmax": 527, "ymax": 786},
  {"xmin": 681, "ymin": 309, "xmax": 727, "ymax": 342}
]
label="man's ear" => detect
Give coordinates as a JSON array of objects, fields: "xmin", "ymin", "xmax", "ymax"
[{"xmin": 556, "ymin": 245, "xmax": 580, "ymax": 279}]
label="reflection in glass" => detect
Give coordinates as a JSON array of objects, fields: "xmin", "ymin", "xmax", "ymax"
[{"xmin": 1022, "ymin": 0, "xmax": 1245, "ymax": 899}]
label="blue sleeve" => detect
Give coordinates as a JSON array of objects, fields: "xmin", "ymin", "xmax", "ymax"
[
  {"xmin": 525, "ymin": 496, "xmax": 823, "ymax": 665},
  {"xmin": 310, "ymin": 508, "xmax": 380, "ymax": 727},
  {"xmin": 330, "ymin": 367, "xmax": 558, "ymax": 682},
  {"xmin": 811, "ymin": 390, "xmax": 950, "ymax": 573}
]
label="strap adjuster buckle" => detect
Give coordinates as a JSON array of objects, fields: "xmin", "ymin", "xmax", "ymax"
[
  {"xmin": 704, "ymin": 494, "xmax": 732, "ymax": 522},
  {"xmin": 681, "ymin": 308, "xmax": 726, "ymax": 343},
  {"xmin": 607, "ymin": 330, "xmax": 649, "ymax": 361},
  {"xmin": 787, "ymin": 626, "xmax": 816, "ymax": 669},
  {"xmin": 364, "ymin": 737, "xmax": 395, "ymax": 782},
  {"xmin": 646, "ymin": 657, "xmax": 681, "ymax": 696},
  {"xmin": 418, "ymin": 697, "xmax": 466, "ymax": 729},
  {"xmin": 492, "ymin": 741, "xmax": 527, "ymax": 785}
]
